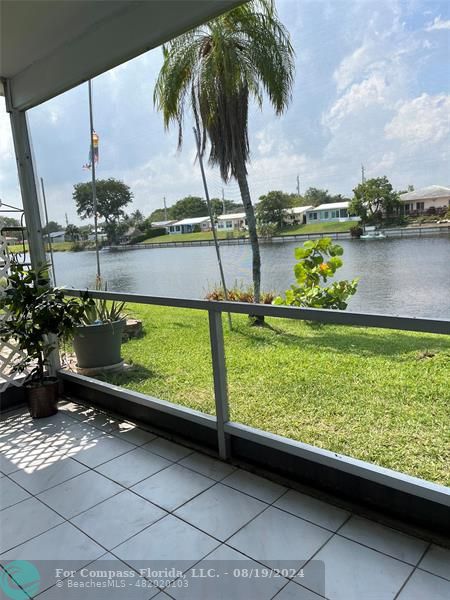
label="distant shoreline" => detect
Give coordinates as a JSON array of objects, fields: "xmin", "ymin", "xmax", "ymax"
[{"xmin": 106, "ymin": 223, "xmax": 450, "ymax": 251}]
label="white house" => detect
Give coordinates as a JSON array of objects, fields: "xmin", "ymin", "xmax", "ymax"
[
  {"xmin": 168, "ymin": 216, "xmax": 211, "ymax": 234},
  {"xmin": 151, "ymin": 220, "xmax": 176, "ymax": 231},
  {"xmin": 283, "ymin": 205, "xmax": 313, "ymax": 226},
  {"xmin": 45, "ymin": 230, "xmax": 66, "ymax": 243},
  {"xmin": 217, "ymin": 212, "xmax": 247, "ymax": 231},
  {"xmin": 399, "ymin": 186, "xmax": 450, "ymax": 215},
  {"xmin": 306, "ymin": 201, "xmax": 359, "ymax": 224},
  {"xmin": 87, "ymin": 231, "xmax": 108, "ymax": 242}
]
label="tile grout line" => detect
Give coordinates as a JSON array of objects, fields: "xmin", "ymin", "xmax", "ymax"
[
  {"xmin": 3, "ymin": 405, "xmax": 447, "ymax": 600},
  {"xmin": 393, "ymin": 542, "xmax": 432, "ymax": 600}
]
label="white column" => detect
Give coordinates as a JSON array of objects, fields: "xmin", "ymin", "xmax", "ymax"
[
  {"xmin": 5, "ymin": 81, "xmax": 60, "ymax": 373},
  {"xmin": 6, "ymin": 91, "xmax": 46, "ymax": 271}
]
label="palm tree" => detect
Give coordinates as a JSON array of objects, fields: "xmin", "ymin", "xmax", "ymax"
[{"xmin": 154, "ymin": 0, "xmax": 294, "ymax": 303}]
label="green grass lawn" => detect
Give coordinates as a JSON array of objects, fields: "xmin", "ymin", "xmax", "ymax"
[
  {"xmin": 96, "ymin": 304, "xmax": 450, "ymax": 485},
  {"xmin": 279, "ymin": 221, "xmax": 355, "ymax": 235},
  {"xmin": 8, "ymin": 241, "xmax": 91, "ymax": 253},
  {"xmin": 143, "ymin": 230, "xmax": 247, "ymax": 244}
]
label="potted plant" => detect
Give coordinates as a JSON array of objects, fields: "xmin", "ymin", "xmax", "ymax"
[
  {"xmin": 0, "ymin": 263, "xmax": 91, "ymax": 418},
  {"xmin": 72, "ymin": 284, "xmax": 127, "ymax": 372}
]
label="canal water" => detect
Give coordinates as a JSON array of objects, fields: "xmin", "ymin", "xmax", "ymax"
[{"xmin": 53, "ymin": 236, "xmax": 450, "ymax": 319}]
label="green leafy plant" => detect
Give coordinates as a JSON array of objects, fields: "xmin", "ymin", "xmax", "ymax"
[
  {"xmin": 0, "ymin": 263, "xmax": 92, "ymax": 382},
  {"xmin": 273, "ymin": 238, "xmax": 358, "ymax": 310}
]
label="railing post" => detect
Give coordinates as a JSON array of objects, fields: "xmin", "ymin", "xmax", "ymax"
[{"xmin": 208, "ymin": 309, "xmax": 231, "ymax": 460}]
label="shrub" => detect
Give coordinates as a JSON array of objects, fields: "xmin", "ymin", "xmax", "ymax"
[
  {"xmin": 273, "ymin": 238, "xmax": 358, "ymax": 310},
  {"xmin": 257, "ymin": 223, "xmax": 277, "ymax": 238},
  {"xmin": 206, "ymin": 285, "xmax": 275, "ymax": 304},
  {"xmin": 350, "ymin": 225, "xmax": 363, "ymax": 238}
]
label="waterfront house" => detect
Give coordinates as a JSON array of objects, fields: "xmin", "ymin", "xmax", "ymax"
[
  {"xmin": 217, "ymin": 212, "xmax": 247, "ymax": 231},
  {"xmin": 168, "ymin": 216, "xmax": 211, "ymax": 234},
  {"xmin": 399, "ymin": 185, "xmax": 450, "ymax": 216},
  {"xmin": 120, "ymin": 226, "xmax": 144, "ymax": 245},
  {"xmin": 150, "ymin": 220, "xmax": 176, "ymax": 232},
  {"xmin": 306, "ymin": 201, "xmax": 360, "ymax": 224},
  {"xmin": 284, "ymin": 205, "xmax": 313, "ymax": 226},
  {"xmin": 44, "ymin": 230, "xmax": 66, "ymax": 243}
]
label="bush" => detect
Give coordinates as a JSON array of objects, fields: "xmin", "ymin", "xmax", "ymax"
[
  {"xmin": 132, "ymin": 228, "xmax": 167, "ymax": 244},
  {"xmin": 273, "ymin": 238, "xmax": 358, "ymax": 310},
  {"xmin": 257, "ymin": 223, "xmax": 277, "ymax": 238},
  {"xmin": 350, "ymin": 225, "xmax": 363, "ymax": 238},
  {"xmin": 206, "ymin": 285, "xmax": 275, "ymax": 304}
]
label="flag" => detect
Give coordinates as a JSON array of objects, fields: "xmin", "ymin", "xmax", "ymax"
[{"xmin": 83, "ymin": 131, "xmax": 99, "ymax": 169}]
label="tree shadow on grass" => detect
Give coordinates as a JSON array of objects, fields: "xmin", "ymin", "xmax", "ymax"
[
  {"xmin": 231, "ymin": 322, "xmax": 450, "ymax": 360},
  {"xmin": 93, "ymin": 363, "xmax": 159, "ymax": 386}
]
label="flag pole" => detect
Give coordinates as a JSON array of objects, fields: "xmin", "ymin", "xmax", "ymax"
[
  {"xmin": 193, "ymin": 127, "xmax": 232, "ymax": 331},
  {"xmin": 40, "ymin": 177, "xmax": 56, "ymax": 285},
  {"xmin": 88, "ymin": 79, "xmax": 101, "ymax": 283}
]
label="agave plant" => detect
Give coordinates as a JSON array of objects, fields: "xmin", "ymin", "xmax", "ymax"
[{"xmin": 79, "ymin": 279, "xmax": 127, "ymax": 325}]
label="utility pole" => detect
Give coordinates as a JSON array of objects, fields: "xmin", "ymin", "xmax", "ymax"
[
  {"xmin": 361, "ymin": 164, "xmax": 366, "ymax": 185},
  {"xmin": 296, "ymin": 174, "xmax": 300, "ymax": 196},
  {"xmin": 65, "ymin": 212, "xmax": 69, "ymax": 227},
  {"xmin": 221, "ymin": 188, "xmax": 225, "ymax": 215},
  {"xmin": 163, "ymin": 196, "xmax": 168, "ymax": 220}
]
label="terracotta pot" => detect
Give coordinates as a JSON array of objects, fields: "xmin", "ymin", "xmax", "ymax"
[{"xmin": 26, "ymin": 377, "xmax": 59, "ymax": 419}]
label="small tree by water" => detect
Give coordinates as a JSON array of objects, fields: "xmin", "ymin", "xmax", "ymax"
[{"xmin": 274, "ymin": 238, "xmax": 358, "ymax": 310}]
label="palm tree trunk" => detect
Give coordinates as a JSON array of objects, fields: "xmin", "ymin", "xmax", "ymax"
[{"xmin": 235, "ymin": 163, "xmax": 262, "ymax": 308}]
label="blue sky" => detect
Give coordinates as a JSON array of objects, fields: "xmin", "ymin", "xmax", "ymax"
[{"xmin": 1, "ymin": 0, "xmax": 449, "ymax": 225}]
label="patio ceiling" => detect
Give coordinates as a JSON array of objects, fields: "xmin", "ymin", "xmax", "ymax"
[{"xmin": 1, "ymin": 0, "xmax": 243, "ymax": 111}]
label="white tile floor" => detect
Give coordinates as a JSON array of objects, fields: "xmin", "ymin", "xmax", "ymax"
[{"xmin": 0, "ymin": 401, "xmax": 448, "ymax": 600}]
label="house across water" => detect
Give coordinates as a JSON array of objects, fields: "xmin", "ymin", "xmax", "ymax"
[
  {"xmin": 399, "ymin": 185, "xmax": 450, "ymax": 216},
  {"xmin": 217, "ymin": 212, "xmax": 247, "ymax": 231},
  {"xmin": 306, "ymin": 201, "xmax": 360, "ymax": 224},
  {"xmin": 168, "ymin": 216, "xmax": 211, "ymax": 234}
]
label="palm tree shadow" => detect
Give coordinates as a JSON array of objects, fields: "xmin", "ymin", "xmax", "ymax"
[{"xmin": 231, "ymin": 322, "xmax": 450, "ymax": 360}]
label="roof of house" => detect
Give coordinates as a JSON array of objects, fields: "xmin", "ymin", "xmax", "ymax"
[
  {"xmin": 399, "ymin": 185, "xmax": 450, "ymax": 201},
  {"xmin": 217, "ymin": 212, "xmax": 246, "ymax": 220},
  {"xmin": 287, "ymin": 205, "xmax": 313, "ymax": 214},
  {"xmin": 151, "ymin": 220, "xmax": 176, "ymax": 228},
  {"xmin": 309, "ymin": 201, "xmax": 349, "ymax": 211},
  {"xmin": 172, "ymin": 216, "xmax": 211, "ymax": 226},
  {"xmin": 47, "ymin": 230, "xmax": 66, "ymax": 238}
]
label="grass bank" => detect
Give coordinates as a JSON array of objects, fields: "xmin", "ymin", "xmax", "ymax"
[
  {"xmin": 97, "ymin": 304, "xmax": 450, "ymax": 485},
  {"xmin": 143, "ymin": 230, "xmax": 247, "ymax": 244},
  {"xmin": 8, "ymin": 241, "xmax": 95, "ymax": 254},
  {"xmin": 143, "ymin": 222, "xmax": 354, "ymax": 244},
  {"xmin": 279, "ymin": 221, "xmax": 355, "ymax": 235}
]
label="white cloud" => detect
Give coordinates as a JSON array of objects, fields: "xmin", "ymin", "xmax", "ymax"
[
  {"xmin": 323, "ymin": 73, "xmax": 388, "ymax": 131},
  {"xmin": 425, "ymin": 16, "xmax": 450, "ymax": 31},
  {"xmin": 385, "ymin": 93, "xmax": 450, "ymax": 145}
]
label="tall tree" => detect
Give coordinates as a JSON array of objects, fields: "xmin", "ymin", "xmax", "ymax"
[
  {"xmin": 65, "ymin": 224, "xmax": 80, "ymax": 242},
  {"xmin": 210, "ymin": 198, "xmax": 244, "ymax": 216},
  {"xmin": 170, "ymin": 196, "xmax": 208, "ymax": 219},
  {"xmin": 73, "ymin": 178, "xmax": 133, "ymax": 225},
  {"xmin": 350, "ymin": 176, "xmax": 400, "ymax": 223},
  {"xmin": 154, "ymin": 0, "xmax": 294, "ymax": 302},
  {"xmin": 256, "ymin": 190, "xmax": 293, "ymax": 227},
  {"xmin": 303, "ymin": 188, "xmax": 346, "ymax": 207},
  {"xmin": 42, "ymin": 220, "xmax": 63, "ymax": 234}
]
